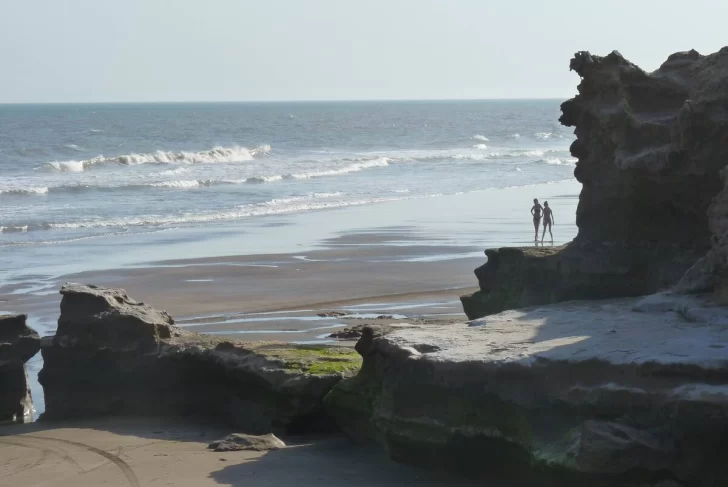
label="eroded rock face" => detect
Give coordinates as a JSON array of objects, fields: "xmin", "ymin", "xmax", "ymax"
[
  {"xmin": 39, "ymin": 283, "xmax": 361, "ymax": 433},
  {"xmin": 462, "ymin": 48, "xmax": 728, "ymax": 319},
  {"xmin": 0, "ymin": 314, "xmax": 41, "ymax": 423},
  {"xmin": 325, "ymin": 299, "xmax": 728, "ymax": 485}
]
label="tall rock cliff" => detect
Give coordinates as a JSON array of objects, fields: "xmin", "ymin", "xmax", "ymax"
[{"xmin": 463, "ymin": 47, "xmax": 728, "ymax": 319}]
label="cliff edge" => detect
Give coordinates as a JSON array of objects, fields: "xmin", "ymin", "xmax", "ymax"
[{"xmin": 463, "ymin": 48, "xmax": 728, "ymax": 319}]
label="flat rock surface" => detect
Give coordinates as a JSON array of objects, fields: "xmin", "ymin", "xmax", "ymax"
[{"xmin": 390, "ymin": 298, "xmax": 728, "ymax": 369}]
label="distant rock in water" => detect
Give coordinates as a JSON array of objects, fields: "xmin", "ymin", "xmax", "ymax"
[
  {"xmin": 208, "ymin": 433, "xmax": 285, "ymax": 452},
  {"xmin": 0, "ymin": 314, "xmax": 40, "ymax": 423},
  {"xmin": 462, "ymin": 47, "xmax": 728, "ymax": 319},
  {"xmin": 39, "ymin": 283, "xmax": 362, "ymax": 433}
]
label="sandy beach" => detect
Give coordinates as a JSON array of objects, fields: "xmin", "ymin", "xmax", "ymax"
[{"xmin": 0, "ymin": 418, "xmax": 484, "ymax": 487}]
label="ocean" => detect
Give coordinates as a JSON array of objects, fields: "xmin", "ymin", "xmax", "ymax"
[{"xmin": 0, "ymin": 100, "xmax": 574, "ymax": 283}]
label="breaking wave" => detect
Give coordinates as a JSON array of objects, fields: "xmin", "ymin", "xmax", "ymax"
[
  {"xmin": 472, "ymin": 134, "xmax": 489, "ymax": 141},
  {"xmin": 44, "ymin": 144, "xmax": 271, "ymax": 172},
  {"xmin": 0, "ymin": 187, "xmax": 49, "ymax": 195},
  {"xmin": 543, "ymin": 157, "xmax": 577, "ymax": 166},
  {"xmin": 10, "ymin": 192, "xmax": 404, "ymax": 232}
]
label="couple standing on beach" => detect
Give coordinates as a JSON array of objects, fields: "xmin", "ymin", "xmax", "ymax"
[{"xmin": 531, "ymin": 198, "xmax": 554, "ymax": 244}]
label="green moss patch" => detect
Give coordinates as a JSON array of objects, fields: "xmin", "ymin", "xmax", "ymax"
[{"xmin": 259, "ymin": 344, "xmax": 362, "ymax": 376}]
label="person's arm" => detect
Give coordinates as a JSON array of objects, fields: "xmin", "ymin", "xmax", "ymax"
[
  {"xmin": 531, "ymin": 205, "xmax": 535, "ymax": 216},
  {"xmin": 552, "ymin": 211, "xmax": 555, "ymax": 224}
]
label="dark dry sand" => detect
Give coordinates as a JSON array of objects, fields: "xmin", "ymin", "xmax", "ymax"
[{"xmin": 0, "ymin": 418, "xmax": 485, "ymax": 487}]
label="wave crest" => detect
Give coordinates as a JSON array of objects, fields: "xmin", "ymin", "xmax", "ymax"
[
  {"xmin": 0, "ymin": 187, "xmax": 49, "ymax": 195},
  {"xmin": 44, "ymin": 144, "xmax": 270, "ymax": 172}
]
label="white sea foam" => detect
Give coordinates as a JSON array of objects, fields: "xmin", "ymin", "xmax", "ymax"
[
  {"xmin": 544, "ymin": 157, "xmax": 577, "ymax": 166},
  {"xmin": 44, "ymin": 144, "xmax": 270, "ymax": 172},
  {"xmin": 472, "ymin": 134, "xmax": 489, "ymax": 141},
  {"xmin": 47, "ymin": 160, "xmax": 86, "ymax": 172},
  {"xmin": 513, "ymin": 150, "xmax": 546, "ymax": 157},
  {"xmin": 473, "ymin": 144, "xmax": 488, "ymax": 150},
  {"xmin": 535, "ymin": 132, "xmax": 552, "ymax": 140},
  {"xmin": 0, "ymin": 225, "xmax": 29, "ymax": 232},
  {"xmin": 64, "ymin": 144, "xmax": 83, "ymax": 151},
  {"xmin": 43, "ymin": 194, "xmax": 404, "ymax": 230},
  {"xmin": 452, "ymin": 153, "xmax": 488, "ymax": 161},
  {"xmin": 508, "ymin": 133, "xmax": 521, "ymax": 138},
  {"xmin": 287, "ymin": 157, "xmax": 390, "ymax": 179},
  {"xmin": 149, "ymin": 180, "xmax": 201, "ymax": 189},
  {"xmin": 0, "ymin": 187, "xmax": 49, "ymax": 195},
  {"xmin": 154, "ymin": 167, "xmax": 189, "ymax": 177},
  {"xmin": 246, "ymin": 175, "xmax": 284, "ymax": 183}
]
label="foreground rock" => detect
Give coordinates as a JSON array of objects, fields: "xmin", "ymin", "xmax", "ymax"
[
  {"xmin": 0, "ymin": 314, "xmax": 40, "ymax": 423},
  {"xmin": 39, "ymin": 284, "xmax": 362, "ymax": 433},
  {"xmin": 325, "ymin": 298, "xmax": 728, "ymax": 486},
  {"xmin": 462, "ymin": 47, "xmax": 728, "ymax": 319},
  {"xmin": 208, "ymin": 433, "xmax": 286, "ymax": 452}
]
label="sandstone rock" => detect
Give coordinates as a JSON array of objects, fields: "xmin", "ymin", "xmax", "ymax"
[
  {"xmin": 316, "ymin": 311, "xmax": 348, "ymax": 318},
  {"xmin": 460, "ymin": 242, "xmax": 693, "ymax": 319},
  {"xmin": 0, "ymin": 314, "xmax": 40, "ymax": 423},
  {"xmin": 653, "ymin": 481, "xmax": 683, "ymax": 487},
  {"xmin": 325, "ymin": 298, "xmax": 728, "ymax": 485},
  {"xmin": 208, "ymin": 433, "xmax": 285, "ymax": 452},
  {"xmin": 40, "ymin": 284, "xmax": 361, "ymax": 433},
  {"xmin": 56, "ymin": 282, "xmax": 177, "ymax": 350},
  {"xmin": 576, "ymin": 420, "xmax": 675, "ymax": 474},
  {"xmin": 329, "ymin": 324, "xmax": 398, "ymax": 341},
  {"xmin": 463, "ymin": 47, "xmax": 728, "ymax": 319}
]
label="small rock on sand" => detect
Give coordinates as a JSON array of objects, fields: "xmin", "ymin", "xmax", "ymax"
[
  {"xmin": 317, "ymin": 311, "xmax": 348, "ymax": 318},
  {"xmin": 208, "ymin": 433, "xmax": 286, "ymax": 452}
]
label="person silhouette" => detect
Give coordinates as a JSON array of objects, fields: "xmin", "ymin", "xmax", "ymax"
[
  {"xmin": 530, "ymin": 198, "xmax": 543, "ymax": 242},
  {"xmin": 541, "ymin": 201, "xmax": 554, "ymax": 244}
]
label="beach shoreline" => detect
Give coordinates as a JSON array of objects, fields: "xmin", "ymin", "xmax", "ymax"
[{"xmin": 0, "ymin": 179, "xmax": 580, "ymax": 418}]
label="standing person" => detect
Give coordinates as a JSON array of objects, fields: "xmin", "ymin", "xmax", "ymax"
[
  {"xmin": 541, "ymin": 201, "xmax": 554, "ymax": 244},
  {"xmin": 530, "ymin": 198, "xmax": 543, "ymax": 242}
]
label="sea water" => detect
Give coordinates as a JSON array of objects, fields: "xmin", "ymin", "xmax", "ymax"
[{"xmin": 0, "ymin": 100, "xmax": 575, "ymax": 286}]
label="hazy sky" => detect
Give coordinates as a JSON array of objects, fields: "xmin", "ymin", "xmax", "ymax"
[{"xmin": 2, "ymin": 0, "xmax": 727, "ymax": 103}]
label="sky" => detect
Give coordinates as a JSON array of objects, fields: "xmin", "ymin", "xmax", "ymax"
[{"xmin": 1, "ymin": 0, "xmax": 727, "ymax": 103}]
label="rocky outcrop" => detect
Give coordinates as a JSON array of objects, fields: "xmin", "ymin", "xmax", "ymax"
[
  {"xmin": 0, "ymin": 314, "xmax": 40, "ymax": 423},
  {"xmin": 325, "ymin": 298, "xmax": 728, "ymax": 486},
  {"xmin": 39, "ymin": 283, "xmax": 362, "ymax": 433},
  {"xmin": 208, "ymin": 433, "xmax": 286, "ymax": 452},
  {"xmin": 462, "ymin": 47, "xmax": 728, "ymax": 319}
]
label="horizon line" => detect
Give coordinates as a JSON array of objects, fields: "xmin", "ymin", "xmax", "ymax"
[{"xmin": 0, "ymin": 97, "xmax": 568, "ymax": 106}]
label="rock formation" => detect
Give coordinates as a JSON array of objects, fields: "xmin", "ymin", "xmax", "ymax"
[
  {"xmin": 0, "ymin": 314, "xmax": 40, "ymax": 423},
  {"xmin": 39, "ymin": 283, "xmax": 362, "ymax": 433},
  {"xmin": 208, "ymin": 433, "xmax": 286, "ymax": 452},
  {"xmin": 462, "ymin": 47, "xmax": 728, "ymax": 319},
  {"xmin": 325, "ymin": 298, "xmax": 728, "ymax": 486}
]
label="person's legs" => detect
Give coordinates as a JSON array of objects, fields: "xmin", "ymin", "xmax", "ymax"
[
  {"xmin": 533, "ymin": 218, "xmax": 539, "ymax": 240},
  {"xmin": 541, "ymin": 221, "xmax": 547, "ymax": 243},
  {"xmin": 548, "ymin": 222, "xmax": 553, "ymax": 242}
]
